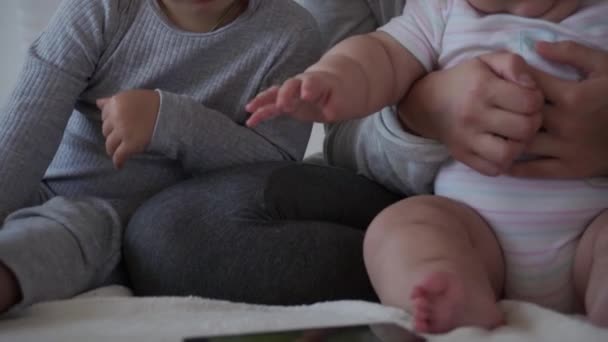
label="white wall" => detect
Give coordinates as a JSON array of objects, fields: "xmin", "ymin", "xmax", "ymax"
[
  {"xmin": 305, "ymin": 123, "xmax": 324, "ymax": 157},
  {"xmin": 0, "ymin": 0, "xmax": 25, "ymax": 105}
]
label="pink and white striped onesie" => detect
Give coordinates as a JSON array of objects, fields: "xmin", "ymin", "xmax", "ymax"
[{"xmin": 380, "ymin": 0, "xmax": 608, "ymax": 312}]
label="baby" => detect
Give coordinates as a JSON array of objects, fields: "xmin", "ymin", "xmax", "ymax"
[{"xmin": 246, "ymin": 0, "xmax": 608, "ymax": 334}]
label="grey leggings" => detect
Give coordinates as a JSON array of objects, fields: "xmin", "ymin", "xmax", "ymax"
[{"xmin": 124, "ymin": 162, "xmax": 401, "ymax": 305}]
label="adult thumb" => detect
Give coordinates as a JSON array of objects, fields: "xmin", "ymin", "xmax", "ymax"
[{"xmin": 536, "ymin": 40, "xmax": 608, "ymax": 77}]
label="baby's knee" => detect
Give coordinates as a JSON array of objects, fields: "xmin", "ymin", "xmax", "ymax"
[
  {"xmin": 364, "ymin": 195, "xmax": 483, "ymax": 255},
  {"xmin": 365, "ymin": 196, "xmax": 447, "ymax": 245},
  {"xmin": 368, "ymin": 195, "xmax": 460, "ymax": 233}
]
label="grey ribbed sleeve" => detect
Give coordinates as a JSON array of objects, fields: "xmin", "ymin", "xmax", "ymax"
[
  {"xmin": 0, "ymin": 0, "xmax": 117, "ymax": 220},
  {"xmin": 0, "ymin": 0, "xmax": 323, "ymax": 220}
]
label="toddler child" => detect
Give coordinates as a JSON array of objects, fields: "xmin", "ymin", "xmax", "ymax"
[{"xmin": 0, "ymin": 0, "xmax": 321, "ymax": 313}]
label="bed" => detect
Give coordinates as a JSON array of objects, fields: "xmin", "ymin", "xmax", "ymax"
[
  {"xmin": 1, "ymin": 1, "xmax": 607, "ymax": 341},
  {"xmin": 2, "ymin": 285, "xmax": 607, "ymax": 342}
]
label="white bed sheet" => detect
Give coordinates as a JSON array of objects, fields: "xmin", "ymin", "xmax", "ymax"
[{"xmin": 1, "ymin": 285, "xmax": 607, "ymax": 342}]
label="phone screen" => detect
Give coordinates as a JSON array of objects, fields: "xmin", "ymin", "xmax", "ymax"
[{"xmin": 184, "ymin": 323, "xmax": 424, "ymax": 342}]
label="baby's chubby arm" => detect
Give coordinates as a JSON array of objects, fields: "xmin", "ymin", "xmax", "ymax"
[{"xmin": 246, "ymin": 31, "xmax": 426, "ymax": 126}]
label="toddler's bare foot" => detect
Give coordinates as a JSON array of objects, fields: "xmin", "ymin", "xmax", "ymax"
[
  {"xmin": 586, "ymin": 254, "xmax": 608, "ymax": 326},
  {"xmin": 0, "ymin": 262, "xmax": 21, "ymax": 314},
  {"xmin": 410, "ymin": 271, "xmax": 503, "ymax": 333}
]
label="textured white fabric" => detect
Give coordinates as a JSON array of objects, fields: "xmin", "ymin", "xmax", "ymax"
[{"xmin": 1, "ymin": 286, "xmax": 608, "ymax": 342}]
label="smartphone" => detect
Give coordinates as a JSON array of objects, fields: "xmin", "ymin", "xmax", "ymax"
[{"xmin": 183, "ymin": 323, "xmax": 424, "ymax": 342}]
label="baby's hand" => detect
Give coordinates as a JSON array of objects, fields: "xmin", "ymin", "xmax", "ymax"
[
  {"xmin": 245, "ymin": 71, "xmax": 343, "ymax": 127},
  {"xmin": 96, "ymin": 89, "xmax": 160, "ymax": 169}
]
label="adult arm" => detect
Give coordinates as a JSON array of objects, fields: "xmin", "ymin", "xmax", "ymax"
[
  {"xmin": 509, "ymin": 41, "xmax": 608, "ymax": 178},
  {"xmin": 0, "ymin": 0, "xmax": 117, "ymax": 219}
]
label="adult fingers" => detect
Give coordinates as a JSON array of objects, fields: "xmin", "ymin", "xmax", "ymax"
[
  {"xmin": 459, "ymin": 153, "xmax": 504, "ymax": 177},
  {"xmin": 554, "ymin": 77, "xmax": 608, "ymax": 109},
  {"xmin": 508, "ymin": 158, "xmax": 564, "ymax": 179},
  {"xmin": 536, "ymin": 40, "xmax": 608, "ymax": 76},
  {"xmin": 510, "ymin": 133, "xmax": 573, "ymax": 179},
  {"xmin": 528, "ymin": 67, "xmax": 574, "ymax": 106},
  {"xmin": 522, "ymin": 132, "xmax": 562, "ymax": 158},
  {"xmin": 535, "ymin": 75, "xmax": 606, "ymax": 120}
]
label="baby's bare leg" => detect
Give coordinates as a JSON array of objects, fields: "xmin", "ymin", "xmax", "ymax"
[
  {"xmin": 363, "ymin": 195, "xmax": 504, "ymax": 333},
  {"xmin": 573, "ymin": 209, "xmax": 608, "ymax": 326}
]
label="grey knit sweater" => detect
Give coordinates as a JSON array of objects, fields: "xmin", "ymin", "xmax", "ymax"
[{"xmin": 0, "ymin": 0, "xmax": 323, "ymax": 220}]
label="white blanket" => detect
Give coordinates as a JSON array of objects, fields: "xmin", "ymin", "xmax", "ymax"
[{"xmin": 1, "ymin": 286, "xmax": 607, "ymax": 342}]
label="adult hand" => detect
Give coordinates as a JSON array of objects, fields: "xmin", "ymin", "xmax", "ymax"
[
  {"xmin": 399, "ymin": 52, "xmax": 544, "ymax": 176},
  {"xmin": 509, "ymin": 41, "xmax": 608, "ymax": 179},
  {"xmin": 97, "ymin": 89, "xmax": 160, "ymax": 169}
]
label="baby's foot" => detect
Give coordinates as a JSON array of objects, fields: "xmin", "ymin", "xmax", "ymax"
[
  {"xmin": 410, "ymin": 271, "xmax": 503, "ymax": 334},
  {"xmin": 586, "ymin": 255, "xmax": 608, "ymax": 326}
]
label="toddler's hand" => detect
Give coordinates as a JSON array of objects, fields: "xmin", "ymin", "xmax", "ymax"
[
  {"xmin": 245, "ymin": 71, "xmax": 344, "ymax": 127},
  {"xmin": 96, "ymin": 89, "xmax": 160, "ymax": 169}
]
